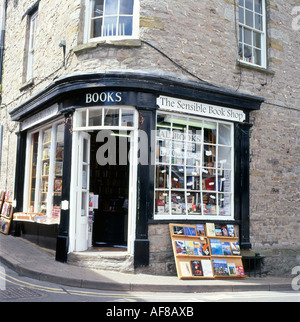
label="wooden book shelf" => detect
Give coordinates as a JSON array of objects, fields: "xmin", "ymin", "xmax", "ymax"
[{"xmin": 169, "ymin": 223, "xmax": 246, "ymax": 280}]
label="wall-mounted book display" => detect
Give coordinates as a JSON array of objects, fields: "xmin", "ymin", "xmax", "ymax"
[
  {"xmin": 0, "ymin": 191, "xmax": 14, "ymax": 235},
  {"xmin": 169, "ymin": 223, "xmax": 245, "ymax": 280}
]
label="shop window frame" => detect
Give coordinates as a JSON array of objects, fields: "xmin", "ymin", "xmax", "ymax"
[
  {"xmin": 154, "ymin": 112, "xmax": 235, "ymax": 221},
  {"xmin": 23, "ymin": 119, "xmax": 65, "ymax": 224}
]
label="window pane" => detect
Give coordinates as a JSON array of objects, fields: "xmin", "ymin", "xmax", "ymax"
[
  {"xmin": 93, "ymin": 0, "xmax": 104, "ymax": 17},
  {"xmin": 119, "ymin": 16, "xmax": 133, "ymax": 36},
  {"xmin": 105, "ymin": 0, "xmax": 118, "ymax": 15},
  {"xmin": 245, "ymin": 0, "xmax": 253, "ymax": 10},
  {"xmin": 203, "ymin": 193, "xmax": 217, "ymax": 215},
  {"xmin": 103, "ymin": 16, "xmax": 118, "ymax": 36},
  {"xmin": 218, "ymin": 193, "xmax": 231, "ymax": 216},
  {"xmin": 254, "ymin": 48, "xmax": 262, "ymax": 65},
  {"xmin": 171, "ymin": 166, "xmax": 185, "ymax": 189},
  {"xmin": 255, "ymin": 14, "xmax": 262, "ymax": 31},
  {"xmin": 218, "ymin": 123, "xmax": 232, "ymax": 146},
  {"xmin": 91, "ymin": 17, "xmax": 103, "ymax": 38},
  {"xmin": 239, "ymin": 0, "xmax": 244, "ymax": 7},
  {"xmin": 171, "ymin": 192, "xmax": 186, "ymax": 215},
  {"xmin": 156, "ymin": 139, "xmax": 171, "ymax": 164},
  {"xmin": 156, "ymin": 165, "xmax": 169, "ymax": 189},
  {"xmin": 244, "ymin": 45, "xmax": 252, "ymax": 62},
  {"xmin": 204, "ymin": 121, "xmax": 216, "ymax": 144},
  {"xmin": 244, "ymin": 28, "xmax": 252, "ymax": 45},
  {"xmin": 187, "ymin": 192, "xmax": 202, "ymax": 215},
  {"xmin": 155, "ymin": 191, "xmax": 170, "ymax": 215},
  {"xmin": 203, "ymin": 145, "xmax": 216, "ymax": 167},
  {"xmin": 171, "ymin": 140, "xmax": 185, "ymax": 165},
  {"xmin": 245, "ymin": 9, "xmax": 253, "ymax": 27},
  {"xmin": 121, "ymin": 109, "xmax": 134, "ymax": 126},
  {"xmin": 28, "ymin": 132, "xmax": 39, "ymax": 212},
  {"xmin": 89, "ymin": 109, "xmax": 103, "ymax": 126},
  {"xmin": 253, "ymin": 31, "xmax": 261, "ymax": 48},
  {"xmin": 239, "ymin": 7, "xmax": 244, "ymax": 24},
  {"xmin": 218, "ymin": 146, "xmax": 232, "ymax": 169},
  {"xmin": 104, "ymin": 108, "xmax": 119, "ymax": 126},
  {"xmin": 119, "ymin": 0, "xmax": 134, "ymax": 14},
  {"xmin": 255, "ymin": 0, "xmax": 262, "ymax": 13}
]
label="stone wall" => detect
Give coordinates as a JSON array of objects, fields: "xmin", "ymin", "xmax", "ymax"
[{"xmin": 0, "ymin": 0, "xmax": 299, "ymax": 276}]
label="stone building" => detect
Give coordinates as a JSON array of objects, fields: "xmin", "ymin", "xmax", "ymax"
[{"xmin": 0, "ymin": 0, "xmax": 299, "ymax": 277}]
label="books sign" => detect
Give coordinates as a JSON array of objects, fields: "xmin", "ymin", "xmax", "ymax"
[{"xmin": 157, "ymin": 96, "xmax": 246, "ymax": 123}]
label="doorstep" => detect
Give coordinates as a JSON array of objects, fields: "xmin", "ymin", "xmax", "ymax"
[{"xmin": 68, "ymin": 249, "xmax": 134, "ymax": 273}]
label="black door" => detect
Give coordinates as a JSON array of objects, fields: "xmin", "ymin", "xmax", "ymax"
[{"xmin": 90, "ymin": 131, "xmax": 129, "ymax": 248}]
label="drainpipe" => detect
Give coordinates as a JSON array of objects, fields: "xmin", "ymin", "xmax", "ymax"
[{"xmin": 0, "ymin": 0, "xmax": 7, "ymax": 89}]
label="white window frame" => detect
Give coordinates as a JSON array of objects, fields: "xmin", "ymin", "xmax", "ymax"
[
  {"xmin": 84, "ymin": 0, "xmax": 140, "ymax": 42},
  {"xmin": 26, "ymin": 11, "xmax": 38, "ymax": 81},
  {"xmin": 23, "ymin": 119, "xmax": 64, "ymax": 221},
  {"xmin": 154, "ymin": 112, "xmax": 235, "ymax": 221},
  {"xmin": 238, "ymin": 0, "xmax": 267, "ymax": 68}
]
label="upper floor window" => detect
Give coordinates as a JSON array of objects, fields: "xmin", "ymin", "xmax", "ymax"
[
  {"xmin": 26, "ymin": 11, "xmax": 38, "ymax": 81},
  {"xmin": 238, "ymin": 0, "xmax": 266, "ymax": 68},
  {"xmin": 86, "ymin": 0, "xmax": 139, "ymax": 41}
]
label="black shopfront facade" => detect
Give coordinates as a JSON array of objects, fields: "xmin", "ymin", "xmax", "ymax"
[{"xmin": 10, "ymin": 72, "xmax": 263, "ymax": 269}]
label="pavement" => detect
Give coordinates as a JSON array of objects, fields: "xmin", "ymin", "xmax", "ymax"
[{"xmin": 0, "ymin": 233, "xmax": 296, "ymax": 293}]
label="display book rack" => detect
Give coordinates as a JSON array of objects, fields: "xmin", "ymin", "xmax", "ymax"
[
  {"xmin": 0, "ymin": 191, "xmax": 14, "ymax": 235},
  {"xmin": 169, "ymin": 223, "xmax": 245, "ymax": 280}
]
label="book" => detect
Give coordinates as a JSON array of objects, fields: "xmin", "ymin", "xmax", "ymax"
[
  {"xmin": 191, "ymin": 261, "xmax": 203, "ymax": 276},
  {"xmin": 213, "ymin": 259, "xmax": 229, "ymax": 276},
  {"xmin": 230, "ymin": 242, "xmax": 241, "ymax": 256},
  {"xmin": 222, "ymin": 225, "xmax": 228, "ymax": 236},
  {"xmin": 184, "ymin": 226, "xmax": 196, "ymax": 236},
  {"xmin": 221, "ymin": 241, "xmax": 232, "ymax": 256},
  {"xmin": 201, "ymin": 259, "xmax": 214, "ymax": 277},
  {"xmin": 228, "ymin": 263, "xmax": 237, "ymax": 276},
  {"xmin": 185, "ymin": 241, "xmax": 195, "ymax": 255},
  {"xmin": 157, "ymin": 199, "xmax": 165, "ymax": 213},
  {"xmin": 206, "ymin": 223, "xmax": 215, "ymax": 236},
  {"xmin": 180, "ymin": 261, "xmax": 192, "ymax": 277},
  {"xmin": 215, "ymin": 224, "xmax": 223, "ymax": 236},
  {"xmin": 54, "ymin": 179, "xmax": 62, "ymax": 192},
  {"xmin": 227, "ymin": 224, "xmax": 235, "ymax": 237},
  {"xmin": 173, "ymin": 226, "xmax": 185, "ymax": 235},
  {"xmin": 55, "ymin": 162, "xmax": 63, "ymax": 176},
  {"xmin": 196, "ymin": 224, "xmax": 205, "ymax": 236},
  {"xmin": 202, "ymin": 243, "xmax": 210, "ymax": 256},
  {"xmin": 193, "ymin": 242, "xmax": 202, "ymax": 255},
  {"xmin": 210, "ymin": 239, "xmax": 223, "ymax": 255},
  {"xmin": 236, "ymin": 266, "xmax": 245, "ymax": 277},
  {"xmin": 175, "ymin": 240, "xmax": 187, "ymax": 255}
]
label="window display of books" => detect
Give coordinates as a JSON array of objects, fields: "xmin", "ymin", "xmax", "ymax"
[{"xmin": 169, "ymin": 223, "xmax": 245, "ymax": 280}]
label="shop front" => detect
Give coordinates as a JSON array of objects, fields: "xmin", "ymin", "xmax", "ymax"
[{"xmin": 10, "ymin": 72, "xmax": 263, "ymax": 272}]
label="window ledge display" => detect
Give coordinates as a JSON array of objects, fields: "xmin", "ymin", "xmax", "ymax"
[{"xmin": 13, "ymin": 212, "xmax": 60, "ymax": 225}]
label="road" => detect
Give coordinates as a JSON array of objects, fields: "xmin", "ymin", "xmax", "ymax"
[{"xmin": 0, "ymin": 262, "xmax": 299, "ymax": 303}]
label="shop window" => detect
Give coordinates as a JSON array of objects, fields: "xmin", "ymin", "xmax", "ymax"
[
  {"xmin": 25, "ymin": 122, "xmax": 64, "ymax": 224},
  {"xmin": 86, "ymin": 0, "xmax": 139, "ymax": 41},
  {"xmin": 238, "ymin": 0, "xmax": 266, "ymax": 68},
  {"xmin": 154, "ymin": 113, "xmax": 234, "ymax": 220}
]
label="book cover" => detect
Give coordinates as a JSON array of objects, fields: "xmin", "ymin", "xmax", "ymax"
[
  {"xmin": 213, "ymin": 259, "xmax": 229, "ymax": 276},
  {"xmin": 173, "ymin": 226, "xmax": 185, "ymax": 235},
  {"xmin": 191, "ymin": 261, "xmax": 203, "ymax": 276},
  {"xmin": 184, "ymin": 226, "xmax": 197, "ymax": 236},
  {"xmin": 227, "ymin": 224, "xmax": 235, "ymax": 237},
  {"xmin": 185, "ymin": 241, "xmax": 195, "ymax": 255},
  {"xmin": 1, "ymin": 203, "xmax": 7, "ymax": 217},
  {"xmin": 180, "ymin": 261, "xmax": 192, "ymax": 277},
  {"xmin": 175, "ymin": 240, "xmax": 187, "ymax": 255},
  {"xmin": 54, "ymin": 179, "xmax": 62, "ymax": 192},
  {"xmin": 210, "ymin": 239, "xmax": 223, "ymax": 255},
  {"xmin": 202, "ymin": 243, "xmax": 210, "ymax": 256},
  {"xmin": 222, "ymin": 225, "xmax": 228, "ymax": 236},
  {"xmin": 230, "ymin": 242, "xmax": 241, "ymax": 256},
  {"xmin": 221, "ymin": 242, "xmax": 232, "ymax": 256},
  {"xmin": 206, "ymin": 223, "xmax": 215, "ymax": 236},
  {"xmin": 228, "ymin": 263, "xmax": 237, "ymax": 276},
  {"xmin": 157, "ymin": 199, "xmax": 165, "ymax": 213},
  {"xmin": 236, "ymin": 266, "xmax": 245, "ymax": 277},
  {"xmin": 193, "ymin": 242, "xmax": 202, "ymax": 255},
  {"xmin": 201, "ymin": 259, "xmax": 214, "ymax": 277},
  {"xmin": 215, "ymin": 224, "xmax": 223, "ymax": 236},
  {"xmin": 196, "ymin": 224, "xmax": 205, "ymax": 236}
]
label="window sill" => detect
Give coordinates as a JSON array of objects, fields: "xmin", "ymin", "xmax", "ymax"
[
  {"xmin": 236, "ymin": 60, "xmax": 275, "ymax": 75},
  {"xmin": 19, "ymin": 78, "xmax": 35, "ymax": 92},
  {"xmin": 73, "ymin": 39, "xmax": 142, "ymax": 55}
]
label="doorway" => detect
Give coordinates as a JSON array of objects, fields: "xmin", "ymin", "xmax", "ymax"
[{"xmin": 90, "ymin": 131, "xmax": 130, "ymax": 249}]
